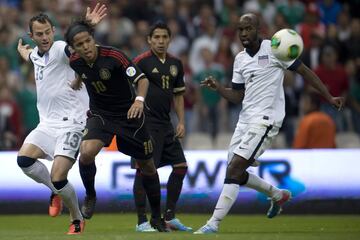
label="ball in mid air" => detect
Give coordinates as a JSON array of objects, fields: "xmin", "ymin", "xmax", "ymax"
[{"xmin": 271, "ymin": 29, "xmax": 304, "ymax": 62}]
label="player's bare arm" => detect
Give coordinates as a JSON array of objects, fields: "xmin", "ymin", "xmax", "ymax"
[
  {"xmin": 201, "ymin": 76, "xmax": 244, "ymax": 104},
  {"xmin": 69, "ymin": 74, "xmax": 83, "ymax": 90},
  {"xmin": 296, "ymin": 63, "xmax": 345, "ymax": 110},
  {"xmin": 128, "ymin": 77, "xmax": 149, "ymax": 119},
  {"xmin": 17, "ymin": 38, "xmax": 33, "ymax": 62},
  {"xmin": 174, "ymin": 93, "xmax": 185, "ymax": 138},
  {"xmin": 85, "ymin": 3, "xmax": 107, "ymax": 26}
]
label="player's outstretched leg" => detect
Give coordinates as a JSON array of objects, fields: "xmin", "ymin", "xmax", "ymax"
[
  {"xmin": 164, "ymin": 166, "xmax": 192, "ymax": 232},
  {"xmin": 243, "ymin": 172, "xmax": 292, "ymax": 218},
  {"xmin": 267, "ymin": 189, "xmax": 292, "ymax": 218}
]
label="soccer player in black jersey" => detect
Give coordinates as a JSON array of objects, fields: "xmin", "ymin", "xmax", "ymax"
[
  {"xmin": 65, "ymin": 21, "xmax": 167, "ymax": 232},
  {"xmin": 131, "ymin": 22, "xmax": 192, "ymax": 232}
]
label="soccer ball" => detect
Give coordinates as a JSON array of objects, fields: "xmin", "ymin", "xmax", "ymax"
[{"xmin": 271, "ymin": 29, "xmax": 303, "ymax": 62}]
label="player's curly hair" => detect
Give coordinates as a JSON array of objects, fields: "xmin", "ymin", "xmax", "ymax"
[{"xmin": 65, "ymin": 20, "xmax": 94, "ymax": 46}]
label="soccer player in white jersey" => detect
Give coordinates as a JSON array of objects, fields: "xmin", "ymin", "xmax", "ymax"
[
  {"xmin": 16, "ymin": 4, "xmax": 106, "ymax": 235},
  {"xmin": 194, "ymin": 13, "xmax": 344, "ymax": 234}
]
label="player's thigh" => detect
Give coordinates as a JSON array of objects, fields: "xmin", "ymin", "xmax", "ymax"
[
  {"xmin": 54, "ymin": 126, "xmax": 83, "ymax": 161},
  {"xmin": 80, "ymin": 139, "xmax": 105, "ymax": 159},
  {"xmin": 231, "ymin": 123, "xmax": 276, "ymax": 161},
  {"xmin": 160, "ymin": 129, "xmax": 186, "ymax": 168},
  {"xmin": 117, "ymin": 118, "xmax": 153, "ymax": 160},
  {"xmin": 20, "ymin": 125, "xmax": 56, "ymax": 160},
  {"xmin": 50, "ymin": 155, "xmax": 75, "ymax": 181}
]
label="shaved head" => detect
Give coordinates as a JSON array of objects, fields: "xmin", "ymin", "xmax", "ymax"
[{"xmin": 239, "ymin": 13, "xmax": 260, "ymax": 29}]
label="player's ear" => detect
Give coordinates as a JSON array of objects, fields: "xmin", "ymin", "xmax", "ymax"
[
  {"xmin": 52, "ymin": 26, "xmax": 56, "ymax": 33},
  {"xmin": 147, "ymin": 36, "xmax": 151, "ymax": 45}
]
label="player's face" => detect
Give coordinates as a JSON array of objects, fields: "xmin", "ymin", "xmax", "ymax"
[
  {"xmin": 71, "ymin": 31, "xmax": 97, "ymax": 63},
  {"xmin": 29, "ymin": 21, "xmax": 55, "ymax": 53},
  {"xmin": 148, "ymin": 28, "xmax": 170, "ymax": 56},
  {"xmin": 238, "ymin": 19, "xmax": 258, "ymax": 48}
]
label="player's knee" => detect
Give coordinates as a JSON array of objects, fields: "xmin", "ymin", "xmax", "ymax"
[
  {"xmin": 17, "ymin": 156, "xmax": 36, "ymax": 168},
  {"xmin": 138, "ymin": 158, "xmax": 157, "ymax": 175},
  {"xmin": 172, "ymin": 165, "xmax": 188, "ymax": 177},
  {"xmin": 79, "ymin": 151, "xmax": 96, "ymax": 164},
  {"xmin": 224, "ymin": 171, "xmax": 249, "ymax": 185},
  {"xmin": 52, "ymin": 179, "xmax": 68, "ymax": 191}
]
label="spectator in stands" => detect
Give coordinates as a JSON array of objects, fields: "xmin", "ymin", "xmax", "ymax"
[
  {"xmin": 315, "ymin": 45, "xmax": 349, "ymax": 131},
  {"xmin": 193, "ymin": 47, "xmax": 225, "ymax": 146},
  {"xmin": 293, "ymin": 91, "xmax": 336, "ymax": 149},
  {"xmin": 347, "ymin": 59, "xmax": 360, "ymax": 135},
  {"xmin": 277, "ymin": 0, "xmax": 305, "ymax": 28},
  {"xmin": 318, "ymin": 0, "xmax": 342, "ymax": 26}
]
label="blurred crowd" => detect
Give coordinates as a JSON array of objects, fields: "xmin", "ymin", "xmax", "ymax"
[{"xmin": 0, "ymin": 0, "xmax": 359, "ymax": 150}]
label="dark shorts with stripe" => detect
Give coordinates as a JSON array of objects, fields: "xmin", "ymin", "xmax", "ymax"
[
  {"xmin": 82, "ymin": 111, "xmax": 152, "ymax": 160},
  {"xmin": 131, "ymin": 122, "xmax": 186, "ymax": 168}
]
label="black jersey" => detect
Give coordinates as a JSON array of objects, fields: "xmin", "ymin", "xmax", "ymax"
[
  {"xmin": 133, "ymin": 50, "xmax": 185, "ymax": 124},
  {"xmin": 70, "ymin": 46, "xmax": 145, "ymax": 118}
]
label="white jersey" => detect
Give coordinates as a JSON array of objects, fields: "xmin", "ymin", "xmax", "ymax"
[
  {"xmin": 232, "ymin": 39, "xmax": 297, "ymax": 127},
  {"xmin": 29, "ymin": 41, "xmax": 88, "ymax": 127}
]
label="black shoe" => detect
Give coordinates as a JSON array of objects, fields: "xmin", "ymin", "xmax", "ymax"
[
  {"xmin": 81, "ymin": 195, "xmax": 97, "ymax": 219},
  {"xmin": 150, "ymin": 218, "xmax": 170, "ymax": 232}
]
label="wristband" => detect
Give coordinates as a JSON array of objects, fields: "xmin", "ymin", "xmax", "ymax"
[{"xmin": 135, "ymin": 96, "xmax": 144, "ymax": 102}]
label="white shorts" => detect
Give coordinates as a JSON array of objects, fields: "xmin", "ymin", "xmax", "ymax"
[
  {"xmin": 23, "ymin": 122, "xmax": 84, "ymax": 161},
  {"xmin": 228, "ymin": 122, "xmax": 280, "ymax": 162}
]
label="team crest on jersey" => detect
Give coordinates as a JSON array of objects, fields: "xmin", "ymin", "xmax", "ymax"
[
  {"xmin": 126, "ymin": 66, "xmax": 136, "ymax": 77},
  {"xmin": 99, "ymin": 68, "xmax": 111, "ymax": 80},
  {"xmin": 258, "ymin": 55, "xmax": 269, "ymax": 67},
  {"xmin": 170, "ymin": 65, "xmax": 178, "ymax": 77}
]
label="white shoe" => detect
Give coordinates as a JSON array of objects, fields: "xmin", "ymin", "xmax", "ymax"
[
  {"xmin": 194, "ymin": 223, "xmax": 218, "ymax": 234},
  {"xmin": 267, "ymin": 189, "xmax": 292, "ymax": 218},
  {"xmin": 135, "ymin": 221, "xmax": 157, "ymax": 232}
]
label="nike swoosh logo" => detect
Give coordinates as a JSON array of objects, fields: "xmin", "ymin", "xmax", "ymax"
[{"xmin": 63, "ymin": 148, "xmax": 73, "ymax": 151}]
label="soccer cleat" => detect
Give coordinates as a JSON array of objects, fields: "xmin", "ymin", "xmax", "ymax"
[
  {"xmin": 150, "ymin": 218, "xmax": 170, "ymax": 232},
  {"xmin": 135, "ymin": 221, "xmax": 157, "ymax": 232},
  {"xmin": 67, "ymin": 220, "xmax": 85, "ymax": 235},
  {"xmin": 81, "ymin": 195, "xmax": 97, "ymax": 219},
  {"xmin": 193, "ymin": 223, "xmax": 218, "ymax": 234},
  {"xmin": 267, "ymin": 189, "xmax": 292, "ymax": 218},
  {"xmin": 165, "ymin": 218, "xmax": 193, "ymax": 232},
  {"xmin": 49, "ymin": 193, "xmax": 63, "ymax": 217}
]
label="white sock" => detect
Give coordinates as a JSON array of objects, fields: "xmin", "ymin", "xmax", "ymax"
[
  {"xmin": 245, "ymin": 173, "xmax": 281, "ymax": 199},
  {"xmin": 21, "ymin": 160, "xmax": 56, "ymax": 192},
  {"xmin": 208, "ymin": 183, "xmax": 240, "ymax": 229},
  {"xmin": 55, "ymin": 182, "xmax": 83, "ymax": 221}
]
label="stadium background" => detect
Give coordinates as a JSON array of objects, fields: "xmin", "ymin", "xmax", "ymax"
[{"xmin": 0, "ymin": 0, "xmax": 359, "ymax": 236}]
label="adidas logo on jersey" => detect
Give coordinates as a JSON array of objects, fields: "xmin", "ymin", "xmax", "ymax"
[
  {"xmin": 152, "ymin": 68, "xmax": 159, "ymax": 73},
  {"xmin": 81, "ymin": 73, "xmax": 87, "ymax": 79}
]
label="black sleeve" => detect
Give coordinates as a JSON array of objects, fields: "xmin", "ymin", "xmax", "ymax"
[
  {"xmin": 64, "ymin": 45, "xmax": 71, "ymax": 58},
  {"xmin": 232, "ymin": 82, "xmax": 245, "ymax": 90},
  {"xmin": 287, "ymin": 59, "xmax": 302, "ymax": 71}
]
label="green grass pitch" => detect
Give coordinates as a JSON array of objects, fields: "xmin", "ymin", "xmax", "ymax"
[{"xmin": 0, "ymin": 214, "xmax": 359, "ymax": 240}]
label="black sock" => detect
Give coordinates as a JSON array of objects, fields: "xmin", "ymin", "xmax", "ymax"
[
  {"xmin": 79, "ymin": 161, "xmax": 97, "ymax": 197},
  {"xmin": 133, "ymin": 169, "xmax": 148, "ymax": 225},
  {"xmin": 141, "ymin": 172, "xmax": 161, "ymax": 220},
  {"xmin": 164, "ymin": 167, "xmax": 187, "ymax": 221}
]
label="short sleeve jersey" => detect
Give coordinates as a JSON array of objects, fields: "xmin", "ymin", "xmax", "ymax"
[
  {"xmin": 29, "ymin": 40, "xmax": 88, "ymax": 126},
  {"xmin": 232, "ymin": 39, "xmax": 299, "ymax": 127},
  {"xmin": 70, "ymin": 46, "xmax": 145, "ymax": 118},
  {"xmin": 133, "ymin": 51, "xmax": 185, "ymax": 124}
]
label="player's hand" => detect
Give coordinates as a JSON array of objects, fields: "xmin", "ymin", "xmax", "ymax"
[
  {"xmin": 85, "ymin": 3, "xmax": 107, "ymax": 26},
  {"xmin": 69, "ymin": 80, "xmax": 83, "ymax": 90},
  {"xmin": 330, "ymin": 96, "xmax": 345, "ymax": 111},
  {"xmin": 175, "ymin": 123, "xmax": 185, "ymax": 139},
  {"xmin": 200, "ymin": 76, "xmax": 219, "ymax": 91},
  {"xmin": 128, "ymin": 100, "xmax": 144, "ymax": 119},
  {"xmin": 17, "ymin": 38, "xmax": 33, "ymax": 61}
]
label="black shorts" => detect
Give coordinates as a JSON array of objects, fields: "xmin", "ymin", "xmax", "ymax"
[
  {"xmin": 82, "ymin": 112, "xmax": 153, "ymax": 160},
  {"xmin": 131, "ymin": 122, "xmax": 186, "ymax": 168}
]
